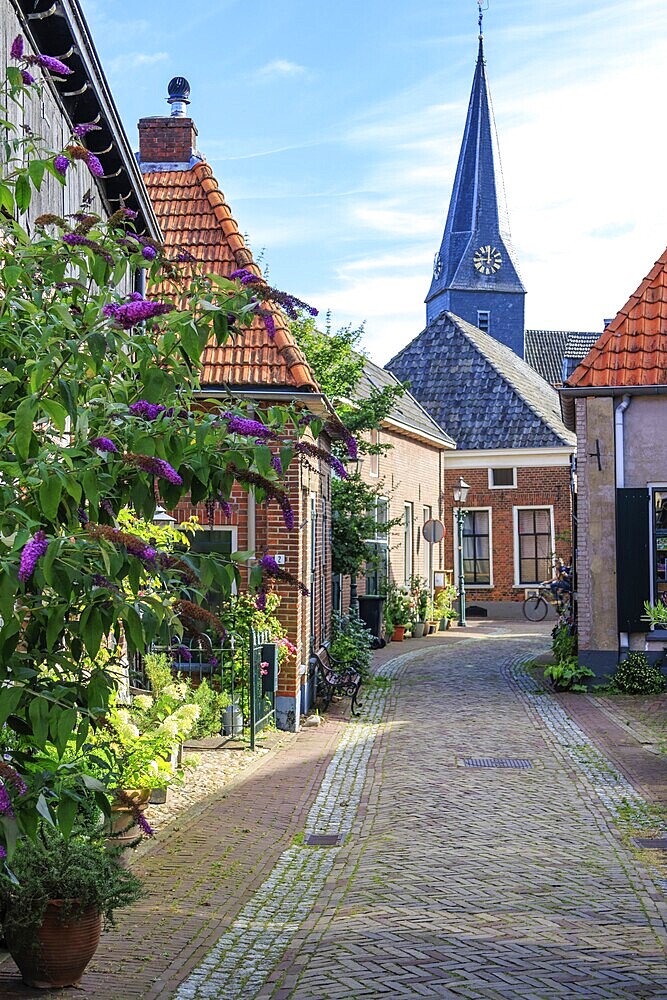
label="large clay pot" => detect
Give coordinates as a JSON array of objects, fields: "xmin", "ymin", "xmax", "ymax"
[
  {"xmin": 5, "ymin": 900, "xmax": 102, "ymax": 989},
  {"xmin": 391, "ymin": 625, "xmax": 406, "ymax": 642},
  {"xmin": 106, "ymin": 788, "xmax": 151, "ymax": 852}
]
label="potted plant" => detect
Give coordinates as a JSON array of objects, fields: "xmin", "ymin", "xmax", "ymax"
[
  {"xmin": 383, "ymin": 583, "xmax": 413, "ymax": 641},
  {"xmin": 434, "ymin": 584, "xmax": 458, "ymax": 630},
  {"xmin": 409, "ymin": 576, "xmax": 429, "ymax": 637},
  {"xmin": 0, "ymin": 826, "xmax": 142, "ymax": 989}
]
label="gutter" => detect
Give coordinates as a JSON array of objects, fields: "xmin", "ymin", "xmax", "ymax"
[{"xmin": 195, "ymin": 388, "xmax": 336, "ymax": 419}]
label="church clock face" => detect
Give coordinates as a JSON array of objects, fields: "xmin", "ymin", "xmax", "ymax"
[
  {"xmin": 473, "ymin": 245, "xmax": 502, "ymax": 276},
  {"xmin": 433, "ymin": 252, "xmax": 443, "ymax": 279}
]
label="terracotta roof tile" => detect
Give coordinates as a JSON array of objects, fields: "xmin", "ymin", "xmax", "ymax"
[
  {"xmin": 567, "ymin": 248, "xmax": 667, "ymax": 388},
  {"xmin": 143, "ymin": 160, "xmax": 318, "ymax": 392}
]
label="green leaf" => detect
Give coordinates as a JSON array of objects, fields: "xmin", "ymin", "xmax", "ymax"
[
  {"xmin": 80, "ymin": 606, "xmax": 104, "ymax": 658},
  {"xmin": 0, "ymin": 687, "xmax": 23, "ymax": 728},
  {"xmin": 6, "ymin": 67, "xmax": 22, "ymax": 89},
  {"xmin": 13, "ymin": 397, "xmax": 36, "ymax": 461},
  {"xmin": 15, "ymin": 172, "xmax": 31, "ymax": 214},
  {"xmin": 41, "ymin": 398, "xmax": 69, "ymax": 433},
  {"xmin": 28, "ymin": 159, "xmax": 46, "ymax": 191},
  {"xmin": 0, "ymin": 182, "xmax": 14, "ymax": 213},
  {"xmin": 28, "ymin": 696, "xmax": 50, "ymax": 747},
  {"xmin": 55, "ymin": 707, "xmax": 77, "ymax": 757},
  {"xmin": 2, "ymin": 265, "xmax": 20, "ymax": 288},
  {"xmin": 57, "ymin": 796, "xmax": 78, "ymax": 840},
  {"xmin": 123, "ymin": 606, "xmax": 144, "ymax": 653},
  {"xmin": 39, "ymin": 475, "xmax": 63, "ymax": 521}
]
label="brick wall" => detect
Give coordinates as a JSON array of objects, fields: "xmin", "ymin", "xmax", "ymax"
[
  {"xmin": 138, "ymin": 116, "xmax": 198, "ymax": 163},
  {"xmin": 442, "ymin": 462, "xmax": 572, "ymax": 602}
]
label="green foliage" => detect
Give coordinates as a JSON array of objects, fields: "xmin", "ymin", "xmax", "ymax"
[
  {"xmin": 433, "ymin": 585, "xmax": 458, "ymax": 620},
  {"xmin": 607, "ymin": 651, "xmax": 666, "ymax": 696},
  {"xmin": 329, "ymin": 612, "xmax": 373, "ymax": 680},
  {"xmin": 331, "ymin": 477, "xmax": 392, "ymax": 577},
  {"xmin": 543, "ymin": 657, "xmax": 594, "ymax": 692},
  {"xmin": 383, "ymin": 583, "xmax": 413, "ymax": 629},
  {"xmin": 552, "ymin": 624, "xmax": 577, "ymax": 663},
  {"xmin": 0, "ymin": 826, "xmax": 143, "ymax": 937},
  {"xmin": 0, "ymin": 65, "xmax": 314, "ymax": 855},
  {"xmin": 643, "ymin": 601, "xmax": 667, "ymax": 630},
  {"xmin": 409, "ymin": 576, "xmax": 429, "ymax": 621},
  {"xmin": 185, "ymin": 680, "xmax": 230, "ymax": 739},
  {"xmin": 290, "ymin": 314, "xmax": 365, "ymax": 400}
]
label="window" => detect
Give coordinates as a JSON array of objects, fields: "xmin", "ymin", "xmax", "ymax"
[
  {"xmin": 369, "ymin": 429, "xmax": 379, "ymax": 477},
  {"xmin": 404, "ymin": 502, "xmax": 413, "ymax": 586},
  {"xmin": 515, "ymin": 507, "xmax": 553, "ymax": 585},
  {"xmin": 653, "ymin": 489, "xmax": 667, "ymax": 606},
  {"xmin": 189, "ymin": 527, "xmax": 237, "ymax": 604},
  {"xmin": 422, "ymin": 505, "xmax": 433, "ymax": 587},
  {"xmin": 488, "ymin": 467, "xmax": 516, "ymax": 489},
  {"xmin": 365, "ymin": 497, "xmax": 389, "ymax": 595},
  {"xmin": 462, "ymin": 510, "xmax": 491, "ymax": 585},
  {"xmin": 477, "ymin": 310, "xmax": 490, "ymax": 334}
]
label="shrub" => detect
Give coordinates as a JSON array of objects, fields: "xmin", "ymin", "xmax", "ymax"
[
  {"xmin": 329, "ymin": 612, "xmax": 373, "ymax": 679},
  {"xmin": 543, "ymin": 657, "xmax": 594, "ymax": 692},
  {"xmin": 186, "ymin": 679, "xmax": 230, "ymax": 739},
  {"xmin": 552, "ymin": 623, "xmax": 577, "ymax": 662},
  {"xmin": 607, "ymin": 652, "xmax": 666, "ymax": 695}
]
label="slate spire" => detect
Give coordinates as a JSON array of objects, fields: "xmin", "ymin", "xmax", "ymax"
[{"xmin": 425, "ymin": 23, "xmax": 526, "ymax": 356}]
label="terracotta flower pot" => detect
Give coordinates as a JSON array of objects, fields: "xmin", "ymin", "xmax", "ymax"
[
  {"xmin": 106, "ymin": 788, "xmax": 151, "ymax": 852},
  {"xmin": 5, "ymin": 900, "xmax": 102, "ymax": 989},
  {"xmin": 391, "ymin": 625, "xmax": 406, "ymax": 641}
]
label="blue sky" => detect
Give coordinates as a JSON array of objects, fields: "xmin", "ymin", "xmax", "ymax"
[{"xmin": 83, "ymin": 0, "xmax": 667, "ymax": 363}]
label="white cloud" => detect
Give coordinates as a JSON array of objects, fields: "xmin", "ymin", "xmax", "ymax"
[
  {"xmin": 252, "ymin": 59, "xmax": 307, "ymax": 83},
  {"xmin": 107, "ymin": 51, "xmax": 169, "ymax": 76}
]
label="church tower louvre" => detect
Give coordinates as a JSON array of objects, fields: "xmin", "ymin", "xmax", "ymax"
[{"xmin": 425, "ymin": 8, "xmax": 526, "ymax": 357}]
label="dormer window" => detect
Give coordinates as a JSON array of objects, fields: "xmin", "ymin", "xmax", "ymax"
[{"xmin": 477, "ymin": 310, "xmax": 490, "ymax": 333}]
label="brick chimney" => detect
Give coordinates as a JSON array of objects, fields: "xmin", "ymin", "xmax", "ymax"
[{"xmin": 138, "ymin": 77, "xmax": 198, "ymax": 165}]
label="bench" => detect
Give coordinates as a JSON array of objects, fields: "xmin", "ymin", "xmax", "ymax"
[{"xmin": 310, "ymin": 646, "xmax": 363, "ymax": 717}]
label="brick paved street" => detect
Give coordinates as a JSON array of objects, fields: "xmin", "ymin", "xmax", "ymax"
[{"xmin": 2, "ymin": 623, "xmax": 667, "ymax": 998}]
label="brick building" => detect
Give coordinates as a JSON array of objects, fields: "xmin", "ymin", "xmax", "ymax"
[
  {"xmin": 561, "ymin": 249, "xmax": 667, "ymax": 674},
  {"xmin": 337, "ymin": 359, "xmax": 454, "ymax": 613},
  {"xmin": 138, "ymin": 80, "xmax": 335, "ymax": 730}
]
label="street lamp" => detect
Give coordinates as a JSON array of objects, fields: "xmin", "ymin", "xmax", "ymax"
[
  {"xmin": 153, "ymin": 505, "xmax": 176, "ymax": 525},
  {"xmin": 453, "ymin": 477, "xmax": 470, "ymax": 628}
]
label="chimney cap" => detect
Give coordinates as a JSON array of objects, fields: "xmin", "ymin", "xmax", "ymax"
[{"xmin": 168, "ymin": 76, "xmax": 191, "ymax": 101}]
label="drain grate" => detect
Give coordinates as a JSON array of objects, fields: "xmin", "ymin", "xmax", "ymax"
[
  {"xmin": 463, "ymin": 757, "xmax": 533, "ymax": 769},
  {"xmin": 304, "ymin": 833, "xmax": 342, "ymax": 846},
  {"xmin": 633, "ymin": 837, "xmax": 667, "ymax": 850}
]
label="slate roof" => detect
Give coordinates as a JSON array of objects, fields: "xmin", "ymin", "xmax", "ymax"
[
  {"xmin": 425, "ymin": 38, "xmax": 524, "ymax": 319},
  {"xmin": 525, "ymin": 329, "xmax": 600, "ymax": 386},
  {"xmin": 357, "ymin": 359, "xmax": 455, "ymax": 448},
  {"xmin": 143, "ymin": 159, "xmax": 318, "ymax": 392},
  {"xmin": 386, "ymin": 312, "xmax": 575, "ymax": 451},
  {"xmin": 565, "ymin": 247, "xmax": 667, "ymax": 388}
]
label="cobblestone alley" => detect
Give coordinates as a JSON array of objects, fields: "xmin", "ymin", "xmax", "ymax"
[{"xmin": 2, "ymin": 623, "xmax": 666, "ymax": 999}]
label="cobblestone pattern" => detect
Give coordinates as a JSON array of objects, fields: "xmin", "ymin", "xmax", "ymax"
[
  {"xmin": 284, "ymin": 635, "xmax": 667, "ymax": 998},
  {"xmin": 174, "ymin": 655, "xmax": 413, "ymax": 999}
]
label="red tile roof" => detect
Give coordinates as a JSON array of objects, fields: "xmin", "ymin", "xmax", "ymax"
[
  {"xmin": 143, "ymin": 161, "xmax": 318, "ymax": 391},
  {"xmin": 566, "ymin": 248, "xmax": 667, "ymax": 388}
]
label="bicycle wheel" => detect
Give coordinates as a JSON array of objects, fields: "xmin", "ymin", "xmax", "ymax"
[{"xmin": 523, "ymin": 595, "xmax": 548, "ymax": 621}]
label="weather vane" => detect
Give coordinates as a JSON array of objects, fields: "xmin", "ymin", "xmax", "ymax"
[{"xmin": 478, "ymin": 0, "xmax": 489, "ymax": 39}]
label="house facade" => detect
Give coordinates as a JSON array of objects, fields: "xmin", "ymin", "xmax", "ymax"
[
  {"xmin": 336, "ymin": 360, "xmax": 455, "ymax": 615},
  {"xmin": 138, "ymin": 81, "xmax": 334, "ymax": 730},
  {"xmin": 561, "ymin": 249, "xmax": 667, "ymax": 673}
]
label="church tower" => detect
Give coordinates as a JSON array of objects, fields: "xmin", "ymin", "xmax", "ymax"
[{"xmin": 425, "ymin": 10, "xmax": 525, "ymax": 356}]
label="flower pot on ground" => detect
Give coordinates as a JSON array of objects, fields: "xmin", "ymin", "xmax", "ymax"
[
  {"xmin": 426, "ymin": 621, "xmax": 438, "ymax": 635},
  {"xmin": 412, "ymin": 622, "xmax": 426, "ymax": 638},
  {"xmin": 0, "ymin": 829, "xmax": 143, "ymax": 990},
  {"xmin": 106, "ymin": 788, "xmax": 153, "ymax": 851},
  {"xmin": 391, "ymin": 625, "xmax": 406, "ymax": 642}
]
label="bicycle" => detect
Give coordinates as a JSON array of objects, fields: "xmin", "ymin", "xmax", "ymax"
[{"xmin": 522, "ymin": 582, "xmax": 570, "ymax": 622}]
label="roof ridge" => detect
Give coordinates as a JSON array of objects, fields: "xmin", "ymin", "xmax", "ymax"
[{"xmin": 446, "ymin": 312, "xmax": 573, "ymax": 444}]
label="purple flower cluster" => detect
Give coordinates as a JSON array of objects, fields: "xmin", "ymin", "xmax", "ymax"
[
  {"xmin": 102, "ymin": 298, "xmax": 174, "ymax": 329},
  {"xmin": 129, "ymin": 400, "xmax": 166, "ymax": 421},
  {"xmin": 260, "ymin": 287, "xmax": 318, "ymax": 321},
  {"xmin": 62, "ymin": 233, "xmax": 113, "ymax": 265},
  {"xmin": 295, "ymin": 441, "xmax": 348, "ymax": 479},
  {"xmin": 255, "ymin": 589, "xmax": 267, "ymax": 611},
  {"xmin": 261, "ymin": 311, "xmax": 276, "ymax": 338},
  {"xmin": 125, "ymin": 453, "xmax": 183, "ymax": 486},
  {"xmin": 18, "ymin": 530, "xmax": 48, "ymax": 583},
  {"xmin": 230, "ymin": 466, "xmax": 294, "ymax": 530},
  {"xmin": 91, "ymin": 573, "xmax": 118, "ymax": 591},
  {"xmin": 100, "ymin": 498, "xmax": 114, "ymax": 517},
  {"xmin": 66, "ymin": 144, "xmax": 103, "ymax": 178},
  {"xmin": 0, "ymin": 785, "xmax": 12, "ymax": 819},
  {"xmin": 0, "ymin": 762, "xmax": 27, "ymax": 797},
  {"xmin": 21, "ymin": 70, "xmax": 35, "ymax": 86},
  {"xmin": 259, "ymin": 553, "xmax": 310, "ymax": 595},
  {"xmin": 10, "ymin": 35, "xmax": 24, "ymax": 60},
  {"xmin": 89, "ymin": 436, "xmax": 118, "ymax": 454},
  {"xmin": 0, "ymin": 844, "xmax": 6, "ymax": 860},
  {"xmin": 11, "ymin": 35, "xmax": 72, "ymax": 80},
  {"xmin": 137, "ymin": 812, "xmax": 154, "ymax": 837},
  {"xmin": 228, "ymin": 268, "xmax": 262, "ymax": 285},
  {"xmin": 271, "ymin": 453, "xmax": 283, "ymax": 475},
  {"xmin": 219, "ymin": 499, "xmax": 232, "ymax": 519},
  {"xmin": 73, "ymin": 122, "xmax": 101, "ymax": 138},
  {"xmin": 223, "ymin": 412, "xmax": 278, "ymax": 440},
  {"xmin": 77, "ymin": 506, "xmax": 89, "ymax": 525},
  {"xmin": 171, "ymin": 644, "xmax": 192, "ymax": 662},
  {"xmin": 142, "ymin": 245, "xmax": 157, "ymax": 261}
]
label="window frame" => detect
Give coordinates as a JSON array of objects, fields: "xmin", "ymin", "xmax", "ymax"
[
  {"xmin": 403, "ymin": 501, "xmax": 414, "ymax": 587},
  {"xmin": 477, "ymin": 310, "xmax": 490, "ymax": 334},
  {"xmin": 364, "ymin": 496, "xmax": 389, "ymax": 595},
  {"xmin": 453, "ymin": 506, "xmax": 493, "ymax": 589},
  {"xmin": 513, "ymin": 505, "xmax": 555, "ymax": 587},
  {"xmin": 649, "ymin": 484, "xmax": 667, "ymax": 606},
  {"xmin": 488, "ymin": 467, "xmax": 517, "ymax": 490}
]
